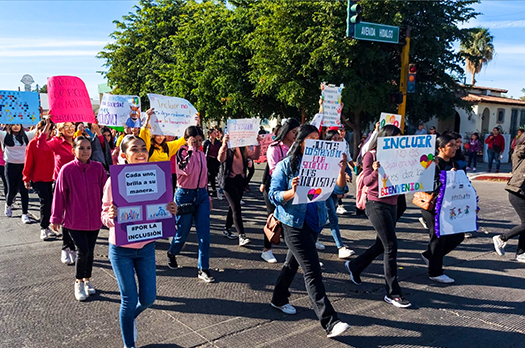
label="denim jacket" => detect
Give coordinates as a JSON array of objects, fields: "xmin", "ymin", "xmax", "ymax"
[{"xmin": 269, "ymin": 157, "xmax": 345, "ymax": 229}]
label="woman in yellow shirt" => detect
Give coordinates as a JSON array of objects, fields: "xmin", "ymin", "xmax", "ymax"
[{"xmin": 140, "ymin": 109, "xmax": 186, "ymax": 162}]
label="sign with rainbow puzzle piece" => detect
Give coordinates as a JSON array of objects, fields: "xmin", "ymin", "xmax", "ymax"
[{"xmin": 0, "ymin": 90, "xmax": 40, "ymax": 125}]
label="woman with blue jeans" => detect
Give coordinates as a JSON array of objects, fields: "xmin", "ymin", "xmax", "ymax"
[
  {"xmin": 167, "ymin": 126, "xmax": 214, "ymax": 283},
  {"xmin": 269, "ymin": 125, "xmax": 350, "ymax": 338},
  {"xmin": 102, "ymin": 135, "xmax": 177, "ymax": 348}
]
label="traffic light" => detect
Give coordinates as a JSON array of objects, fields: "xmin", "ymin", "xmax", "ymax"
[
  {"xmin": 346, "ymin": 0, "xmax": 362, "ymax": 37},
  {"xmin": 407, "ymin": 64, "xmax": 417, "ymax": 93}
]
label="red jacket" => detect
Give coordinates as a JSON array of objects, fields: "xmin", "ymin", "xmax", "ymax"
[
  {"xmin": 23, "ymin": 136, "xmax": 55, "ymax": 183},
  {"xmin": 485, "ymin": 134, "xmax": 505, "ymax": 152}
]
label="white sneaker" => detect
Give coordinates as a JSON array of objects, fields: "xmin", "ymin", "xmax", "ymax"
[
  {"xmin": 338, "ymin": 246, "xmax": 355, "ymax": 259},
  {"xmin": 240, "ymin": 200, "xmax": 245, "ymax": 205},
  {"xmin": 40, "ymin": 229, "xmax": 51, "ymax": 241},
  {"xmin": 61, "ymin": 248, "xmax": 71, "ymax": 264},
  {"xmin": 429, "ymin": 274, "xmax": 455, "ymax": 284},
  {"xmin": 315, "ymin": 241, "xmax": 325, "ymax": 250},
  {"xmin": 327, "ymin": 321, "xmax": 350, "ymax": 338},
  {"xmin": 4, "ymin": 205, "xmax": 12, "ymax": 217},
  {"xmin": 217, "ymin": 190, "xmax": 224, "ymax": 200},
  {"xmin": 493, "ymin": 235, "xmax": 506, "ymax": 256},
  {"xmin": 270, "ymin": 302, "xmax": 296, "ymax": 315},
  {"xmin": 261, "ymin": 250, "xmax": 278, "ymax": 263},
  {"xmin": 75, "ymin": 281, "xmax": 87, "ymax": 301},
  {"xmin": 516, "ymin": 254, "xmax": 525, "ymax": 263},
  {"xmin": 69, "ymin": 250, "xmax": 77, "ymax": 265},
  {"xmin": 84, "ymin": 280, "xmax": 96, "ymax": 295},
  {"xmin": 239, "ymin": 234, "xmax": 251, "ymax": 246},
  {"xmin": 419, "ymin": 217, "xmax": 428, "ymax": 229},
  {"xmin": 336, "ymin": 205, "xmax": 348, "ymax": 215},
  {"xmin": 21, "ymin": 214, "xmax": 31, "ymax": 224}
]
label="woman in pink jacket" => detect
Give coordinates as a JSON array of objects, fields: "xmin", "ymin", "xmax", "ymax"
[
  {"xmin": 50, "ymin": 136, "xmax": 108, "ymax": 301},
  {"xmin": 102, "ymin": 135, "xmax": 176, "ymax": 348}
]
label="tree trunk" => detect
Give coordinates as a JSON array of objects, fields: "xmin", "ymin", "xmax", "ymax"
[
  {"xmin": 471, "ymin": 73, "xmax": 476, "ymax": 86},
  {"xmin": 301, "ymin": 106, "xmax": 306, "ymax": 125}
]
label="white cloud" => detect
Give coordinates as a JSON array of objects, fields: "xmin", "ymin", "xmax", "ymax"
[
  {"xmin": 0, "ymin": 38, "xmax": 110, "ymax": 49},
  {"xmin": 0, "ymin": 50, "xmax": 99, "ymax": 57},
  {"xmin": 476, "ymin": 19, "xmax": 525, "ymax": 29}
]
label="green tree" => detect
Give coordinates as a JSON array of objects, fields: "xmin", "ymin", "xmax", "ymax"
[
  {"xmin": 520, "ymin": 88, "xmax": 525, "ymax": 101},
  {"xmin": 459, "ymin": 27, "xmax": 495, "ymax": 85}
]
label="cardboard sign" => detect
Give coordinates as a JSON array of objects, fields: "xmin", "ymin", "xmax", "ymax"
[
  {"xmin": 147, "ymin": 94, "xmax": 198, "ymax": 137},
  {"xmin": 379, "ymin": 112, "xmax": 401, "ymax": 128},
  {"xmin": 376, "ymin": 134, "xmax": 436, "ymax": 198},
  {"xmin": 47, "ymin": 76, "xmax": 95, "ymax": 123},
  {"xmin": 320, "ymin": 83, "xmax": 344, "ymax": 127},
  {"xmin": 110, "ymin": 161, "xmax": 176, "ymax": 246},
  {"xmin": 254, "ymin": 133, "xmax": 274, "ymax": 164},
  {"xmin": 226, "ymin": 118, "xmax": 260, "ymax": 148},
  {"xmin": 436, "ymin": 170, "xmax": 478, "ymax": 237},
  {"xmin": 0, "ymin": 91, "xmax": 40, "ymax": 125},
  {"xmin": 97, "ymin": 93, "xmax": 141, "ymax": 128},
  {"xmin": 293, "ymin": 139, "xmax": 344, "ymax": 205}
]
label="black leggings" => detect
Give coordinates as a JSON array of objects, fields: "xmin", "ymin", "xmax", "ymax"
[
  {"xmin": 207, "ymin": 157, "xmax": 220, "ymax": 192},
  {"xmin": 33, "ymin": 182, "xmax": 53, "ymax": 229},
  {"xmin": 5, "ymin": 163, "xmax": 28, "ymax": 214},
  {"xmin": 501, "ymin": 192, "xmax": 525, "ymax": 255},
  {"xmin": 68, "ymin": 229, "xmax": 99, "ymax": 279},
  {"xmin": 224, "ymin": 175, "xmax": 246, "ymax": 235},
  {"xmin": 0, "ymin": 165, "xmax": 7, "ymax": 196}
]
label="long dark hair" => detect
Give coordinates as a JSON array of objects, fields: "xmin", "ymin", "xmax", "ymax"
[
  {"xmin": 4, "ymin": 124, "xmax": 29, "ymax": 147},
  {"xmin": 288, "ymin": 124, "xmax": 319, "ymax": 174},
  {"xmin": 273, "ymin": 118, "xmax": 300, "ymax": 144},
  {"xmin": 325, "ymin": 129, "xmax": 339, "ymax": 141},
  {"xmin": 101, "ymin": 126, "xmax": 115, "ymax": 150},
  {"xmin": 369, "ymin": 125, "xmax": 401, "ymax": 150},
  {"xmin": 149, "ymin": 135, "xmax": 169, "ymax": 157}
]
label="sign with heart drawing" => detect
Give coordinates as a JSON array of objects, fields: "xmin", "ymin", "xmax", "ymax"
[
  {"xmin": 376, "ymin": 134, "xmax": 436, "ymax": 198},
  {"xmin": 292, "ymin": 139, "xmax": 345, "ymax": 205}
]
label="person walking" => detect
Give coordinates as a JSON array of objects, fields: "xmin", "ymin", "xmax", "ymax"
[
  {"xmin": 493, "ymin": 132, "xmax": 525, "ymax": 262},
  {"xmin": 260, "ymin": 118, "xmax": 300, "ymax": 262},
  {"xmin": 167, "ymin": 126, "xmax": 215, "ymax": 283},
  {"xmin": 345, "ymin": 125, "xmax": 412, "ymax": 308},
  {"xmin": 466, "ymin": 132, "xmax": 481, "ymax": 171},
  {"xmin": 485, "ymin": 127, "xmax": 505, "ymax": 173},
  {"xmin": 202, "ymin": 128, "xmax": 222, "ymax": 197},
  {"xmin": 420, "ymin": 134, "xmax": 465, "ymax": 283},
  {"xmin": 218, "ymin": 133, "xmax": 262, "ymax": 247},
  {"xmin": 269, "ymin": 124, "xmax": 350, "ymax": 338},
  {"xmin": 102, "ymin": 135, "xmax": 177, "ymax": 348},
  {"xmin": 50, "ymin": 136, "xmax": 108, "ymax": 301}
]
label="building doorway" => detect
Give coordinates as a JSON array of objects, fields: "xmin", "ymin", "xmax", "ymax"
[{"xmin": 481, "ymin": 107, "xmax": 490, "ymax": 134}]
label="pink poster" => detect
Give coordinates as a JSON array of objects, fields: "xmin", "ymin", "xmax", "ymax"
[
  {"xmin": 47, "ymin": 76, "xmax": 95, "ymax": 123},
  {"xmin": 255, "ymin": 133, "xmax": 274, "ymax": 164}
]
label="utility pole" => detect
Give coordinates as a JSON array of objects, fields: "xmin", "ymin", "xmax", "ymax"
[{"xmin": 398, "ymin": 27, "xmax": 411, "ymax": 133}]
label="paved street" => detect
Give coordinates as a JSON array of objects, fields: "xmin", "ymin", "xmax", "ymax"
[{"xmin": 1, "ymin": 164, "xmax": 523, "ymax": 348}]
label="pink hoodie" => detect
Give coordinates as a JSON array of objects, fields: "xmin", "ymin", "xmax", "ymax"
[
  {"xmin": 50, "ymin": 158, "xmax": 107, "ymax": 231},
  {"xmin": 175, "ymin": 145, "xmax": 208, "ymax": 189}
]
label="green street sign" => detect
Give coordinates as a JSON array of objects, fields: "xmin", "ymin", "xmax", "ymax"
[{"xmin": 354, "ymin": 22, "xmax": 399, "ymax": 44}]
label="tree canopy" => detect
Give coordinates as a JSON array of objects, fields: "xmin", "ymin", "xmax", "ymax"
[{"xmin": 99, "ymin": 0, "xmax": 480, "ymax": 141}]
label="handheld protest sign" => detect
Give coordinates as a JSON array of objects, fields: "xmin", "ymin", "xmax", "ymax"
[
  {"xmin": 0, "ymin": 90, "xmax": 40, "ymax": 125},
  {"xmin": 110, "ymin": 161, "xmax": 176, "ymax": 246},
  {"xmin": 376, "ymin": 134, "xmax": 436, "ymax": 198},
  {"xmin": 147, "ymin": 94, "xmax": 198, "ymax": 137},
  {"xmin": 226, "ymin": 118, "xmax": 260, "ymax": 148},
  {"xmin": 293, "ymin": 139, "xmax": 344, "ymax": 205},
  {"xmin": 47, "ymin": 76, "xmax": 95, "ymax": 123}
]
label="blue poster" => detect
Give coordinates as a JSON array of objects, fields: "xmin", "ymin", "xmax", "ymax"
[{"xmin": 0, "ymin": 90, "xmax": 40, "ymax": 125}]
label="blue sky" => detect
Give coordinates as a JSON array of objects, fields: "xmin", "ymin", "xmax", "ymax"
[{"xmin": 1, "ymin": 1, "xmax": 524, "ymax": 99}]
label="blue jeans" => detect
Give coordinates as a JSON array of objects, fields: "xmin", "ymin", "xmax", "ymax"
[
  {"xmin": 325, "ymin": 194, "xmax": 344, "ymax": 249},
  {"xmin": 168, "ymin": 187, "xmax": 211, "ymax": 270},
  {"xmin": 109, "ymin": 242, "xmax": 157, "ymax": 348},
  {"xmin": 487, "ymin": 150, "xmax": 501, "ymax": 171}
]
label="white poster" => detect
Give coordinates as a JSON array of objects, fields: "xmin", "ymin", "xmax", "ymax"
[
  {"xmin": 226, "ymin": 118, "xmax": 260, "ymax": 148},
  {"xmin": 437, "ymin": 170, "xmax": 478, "ymax": 236},
  {"xmin": 376, "ymin": 134, "xmax": 436, "ymax": 198},
  {"xmin": 147, "ymin": 94, "xmax": 198, "ymax": 137},
  {"xmin": 293, "ymin": 139, "xmax": 344, "ymax": 205},
  {"xmin": 97, "ymin": 93, "xmax": 141, "ymax": 128},
  {"xmin": 320, "ymin": 83, "xmax": 344, "ymax": 127},
  {"xmin": 379, "ymin": 112, "xmax": 401, "ymax": 129}
]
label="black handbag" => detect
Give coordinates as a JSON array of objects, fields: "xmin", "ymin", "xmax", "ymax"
[{"xmin": 176, "ymin": 202, "xmax": 195, "ymax": 215}]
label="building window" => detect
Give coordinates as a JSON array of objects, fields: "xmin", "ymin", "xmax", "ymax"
[
  {"xmin": 497, "ymin": 109, "xmax": 505, "ymax": 124},
  {"xmin": 520, "ymin": 109, "xmax": 525, "ymax": 128}
]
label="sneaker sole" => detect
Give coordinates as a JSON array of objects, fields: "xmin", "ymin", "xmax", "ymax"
[
  {"xmin": 493, "ymin": 236, "xmax": 505, "ymax": 256},
  {"xmin": 262, "ymin": 255, "xmax": 278, "ymax": 263},
  {"xmin": 327, "ymin": 323, "xmax": 350, "ymax": 338},
  {"xmin": 429, "ymin": 277, "xmax": 454, "ymax": 284},
  {"xmin": 384, "ymin": 295, "xmax": 411, "ymax": 308},
  {"xmin": 223, "ymin": 234, "xmax": 238, "ymax": 240},
  {"xmin": 198, "ymin": 275, "xmax": 215, "ymax": 283},
  {"xmin": 345, "ymin": 261, "xmax": 361, "ymax": 285},
  {"xmin": 239, "ymin": 240, "xmax": 251, "ymax": 247},
  {"xmin": 270, "ymin": 302, "xmax": 296, "ymax": 315}
]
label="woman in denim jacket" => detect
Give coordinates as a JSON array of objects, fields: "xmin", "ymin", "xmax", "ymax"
[{"xmin": 268, "ymin": 124, "xmax": 350, "ymax": 339}]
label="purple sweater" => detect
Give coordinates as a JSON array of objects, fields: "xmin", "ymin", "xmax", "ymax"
[
  {"xmin": 362, "ymin": 151, "xmax": 398, "ymax": 205},
  {"xmin": 51, "ymin": 158, "xmax": 107, "ymax": 231}
]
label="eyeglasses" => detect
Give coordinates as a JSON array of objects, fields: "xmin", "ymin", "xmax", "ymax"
[{"xmin": 61, "ymin": 125, "xmax": 74, "ymax": 130}]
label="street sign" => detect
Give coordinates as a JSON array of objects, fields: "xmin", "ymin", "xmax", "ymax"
[{"xmin": 354, "ymin": 22, "xmax": 399, "ymax": 44}]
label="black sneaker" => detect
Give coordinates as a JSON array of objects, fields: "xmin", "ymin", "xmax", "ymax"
[
  {"xmin": 384, "ymin": 295, "xmax": 411, "ymax": 308},
  {"xmin": 345, "ymin": 261, "xmax": 361, "ymax": 285},
  {"xmin": 167, "ymin": 252, "xmax": 178, "ymax": 269},
  {"xmin": 198, "ymin": 269, "xmax": 215, "ymax": 283},
  {"xmin": 223, "ymin": 228, "xmax": 238, "ymax": 240}
]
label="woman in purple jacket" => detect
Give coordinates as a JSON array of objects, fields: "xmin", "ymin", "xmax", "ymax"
[{"xmin": 50, "ymin": 136, "xmax": 108, "ymax": 301}]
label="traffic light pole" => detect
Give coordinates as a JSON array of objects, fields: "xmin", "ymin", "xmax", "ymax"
[{"xmin": 398, "ymin": 27, "xmax": 411, "ymax": 133}]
